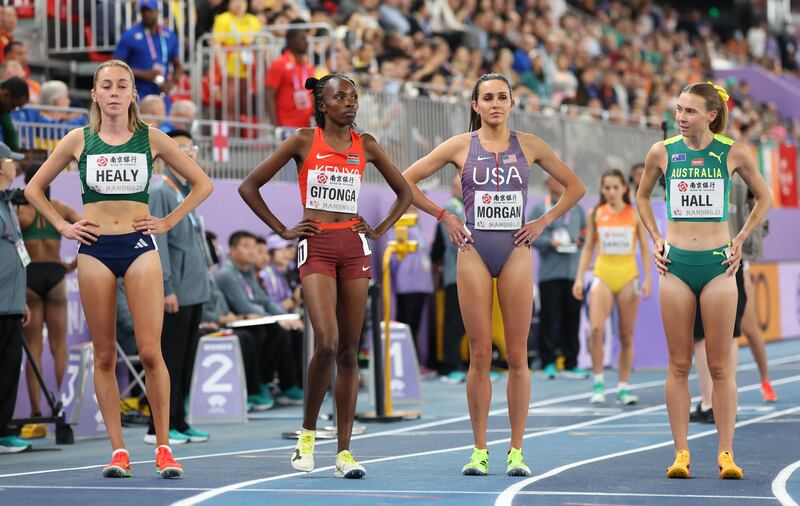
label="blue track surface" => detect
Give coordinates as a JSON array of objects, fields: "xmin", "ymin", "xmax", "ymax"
[{"xmin": 2, "ymin": 339, "xmax": 800, "ymax": 506}]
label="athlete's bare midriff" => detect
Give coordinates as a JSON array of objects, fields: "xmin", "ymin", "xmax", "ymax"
[
  {"xmin": 665, "ymin": 221, "xmax": 730, "ymax": 250},
  {"xmin": 82, "ymin": 200, "xmax": 150, "ymax": 235}
]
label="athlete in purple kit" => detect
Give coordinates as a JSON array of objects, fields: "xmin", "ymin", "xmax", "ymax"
[{"xmin": 404, "ymin": 73, "xmax": 584, "ymax": 476}]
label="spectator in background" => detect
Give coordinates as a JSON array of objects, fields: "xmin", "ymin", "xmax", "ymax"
[
  {"xmin": 212, "ymin": 0, "xmax": 262, "ymax": 122},
  {"xmin": 265, "ymin": 19, "xmax": 315, "ymax": 128},
  {"xmin": 168, "ymin": 99, "xmax": 197, "ymax": 133},
  {"xmin": 0, "ymin": 77, "xmax": 29, "ymax": 150},
  {"xmin": 35, "ymin": 80, "xmax": 85, "ymax": 123},
  {"xmin": 113, "ymin": 0, "xmax": 183, "ymax": 103},
  {"xmin": 0, "ymin": 60, "xmax": 24, "ymax": 81},
  {"xmin": 261, "ymin": 235, "xmax": 300, "ymax": 312},
  {"xmin": 629, "ymin": 162, "xmax": 645, "ymax": 201},
  {"xmin": 0, "ymin": 143, "xmax": 31, "ymax": 453},
  {"xmin": 145, "ymin": 129, "xmax": 211, "ymax": 445},
  {"xmin": 3, "ymin": 41, "xmax": 39, "ymax": 103},
  {"xmin": 531, "ymin": 175, "xmax": 588, "ymax": 381},
  {"xmin": 0, "ymin": 6, "xmax": 17, "ymax": 62},
  {"xmin": 215, "ymin": 231, "xmax": 303, "ymax": 405},
  {"xmin": 140, "ymin": 94, "xmax": 169, "ymax": 130}
]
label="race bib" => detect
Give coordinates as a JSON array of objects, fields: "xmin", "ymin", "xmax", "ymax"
[
  {"xmin": 598, "ymin": 226, "xmax": 634, "ymax": 255},
  {"xmin": 86, "ymin": 153, "xmax": 149, "ymax": 194},
  {"xmin": 670, "ymin": 178, "xmax": 724, "ymax": 219},
  {"xmin": 305, "ymin": 169, "xmax": 360, "ymax": 214},
  {"xmin": 474, "ymin": 190, "xmax": 523, "ymax": 230}
]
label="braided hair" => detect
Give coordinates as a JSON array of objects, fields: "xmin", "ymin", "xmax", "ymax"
[{"xmin": 305, "ymin": 74, "xmax": 357, "ymax": 128}]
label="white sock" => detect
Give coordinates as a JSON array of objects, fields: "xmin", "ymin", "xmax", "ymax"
[
  {"xmin": 618, "ymin": 382, "xmax": 629, "ymax": 390},
  {"xmin": 112, "ymin": 448, "xmax": 129, "ymax": 456},
  {"xmin": 301, "ymin": 427, "xmax": 315, "ymax": 436},
  {"xmin": 594, "ymin": 373, "xmax": 604, "ymax": 384}
]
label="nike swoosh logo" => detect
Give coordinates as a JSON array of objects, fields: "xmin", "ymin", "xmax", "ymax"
[
  {"xmin": 477, "ymin": 155, "xmax": 492, "ymax": 161},
  {"xmin": 362, "ymin": 266, "xmax": 370, "ymax": 271},
  {"xmin": 316, "ymin": 153, "xmax": 333, "ymax": 159},
  {"xmin": 292, "ymin": 449, "xmax": 301, "ymax": 462}
]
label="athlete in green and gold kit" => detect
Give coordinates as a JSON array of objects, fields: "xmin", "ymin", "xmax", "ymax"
[{"xmin": 637, "ymin": 82, "xmax": 771, "ymax": 480}]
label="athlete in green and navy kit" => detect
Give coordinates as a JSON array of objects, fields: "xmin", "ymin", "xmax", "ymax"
[
  {"xmin": 24, "ymin": 60, "xmax": 213, "ymax": 480},
  {"xmin": 636, "ymin": 82, "xmax": 771, "ymax": 481}
]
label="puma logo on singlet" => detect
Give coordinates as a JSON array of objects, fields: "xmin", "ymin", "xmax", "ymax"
[
  {"xmin": 709, "ymin": 151, "xmax": 724, "ymax": 164},
  {"xmin": 712, "ymin": 250, "xmax": 727, "ymax": 258}
]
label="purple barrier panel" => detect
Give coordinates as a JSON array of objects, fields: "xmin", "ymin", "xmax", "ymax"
[
  {"xmin": 715, "ymin": 66, "xmax": 800, "ymax": 121},
  {"xmin": 369, "ymin": 322, "xmax": 422, "ymax": 404},
  {"xmin": 779, "ymin": 262, "xmax": 800, "ymax": 339},
  {"xmin": 59, "ymin": 342, "xmax": 106, "ymax": 438},
  {"xmin": 188, "ymin": 334, "xmax": 248, "ymax": 424}
]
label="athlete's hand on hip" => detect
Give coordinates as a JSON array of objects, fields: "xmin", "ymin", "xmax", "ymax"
[
  {"xmin": 133, "ymin": 215, "xmax": 172, "ymax": 235},
  {"xmin": 441, "ymin": 212, "xmax": 472, "ymax": 252},
  {"xmin": 641, "ymin": 278, "xmax": 652, "ymax": 298},
  {"xmin": 653, "ymin": 239, "xmax": 670, "ymax": 276},
  {"xmin": 350, "ymin": 215, "xmax": 380, "ymax": 240},
  {"xmin": 59, "ymin": 219, "xmax": 99, "ymax": 245},
  {"xmin": 723, "ymin": 237, "xmax": 743, "ymax": 275},
  {"xmin": 281, "ymin": 219, "xmax": 322, "ymax": 240},
  {"xmin": 514, "ymin": 219, "xmax": 546, "ymax": 247},
  {"xmin": 164, "ymin": 294, "xmax": 179, "ymax": 314},
  {"xmin": 571, "ymin": 279, "xmax": 584, "ymax": 300}
]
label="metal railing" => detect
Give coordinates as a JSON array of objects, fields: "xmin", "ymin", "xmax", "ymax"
[
  {"xmin": 191, "ymin": 23, "xmax": 337, "ymax": 125},
  {"xmin": 39, "ymin": 0, "xmax": 196, "ymax": 66}
]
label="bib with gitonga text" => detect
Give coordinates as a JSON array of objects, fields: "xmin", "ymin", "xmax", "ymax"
[
  {"xmin": 86, "ymin": 153, "xmax": 149, "ymax": 194},
  {"xmin": 670, "ymin": 178, "xmax": 724, "ymax": 219},
  {"xmin": 305, "ymin": 169, "xmax": 361, "ymax": 214},
  {"xmin": 598, "ymin": 226, "xmax": 634, "ymax": 255},
  {"xmin": 474, "ymin": 190, "xmax": 523, "ymax": 230}
]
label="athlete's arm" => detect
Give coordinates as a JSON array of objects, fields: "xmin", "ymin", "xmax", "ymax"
[
  {"xmin": 518, "ymin": 133, "xmax": 585, "ymax": 245},
  {"xmin": 634, "ymin": 207, "xmax": 652, "ymax": 298},
  {"xmin": 726, "ymin": 142, "xmax": 772, "ymax": 274},
  {"xmin": 357, "ymin": 133, "xmax": 412, "ymax": 239},
  {"xmin": 16, "ymin": 204, "xmax": 35, "ymax": 229},
  {"xmin": 636, "ymin": 141, "xmax": 668, "ymax": 275},
  {"xmin": 53, "ymin": 200, "xmax": 81, "ymax": 224},
  {"xmin": 238, "ymin": 129, "xmax": 321, "ymax": 239},
  {"xmin": 24, "ymin": 128, "xmax": 98, "ymax": 245},
  {"xmin": 572, "ymin": 210, "xmax": 597, "ymax": 301},
  {"xmin": 135, "ymin": 128, "xmax": 213, "ymax": 235},
  {"xmin": 403, "ymin": 134, "xmax": 472, "ymax": 250}
]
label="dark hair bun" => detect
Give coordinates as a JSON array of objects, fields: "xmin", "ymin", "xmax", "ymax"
[{"xmin": 305, "ymin": 77, "xmax": 318, "ymax": 90}]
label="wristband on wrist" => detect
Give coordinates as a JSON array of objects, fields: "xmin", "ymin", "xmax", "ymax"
[{"xmin": 436, "ymin": 208, "xmax": 446, "ymax": 221}]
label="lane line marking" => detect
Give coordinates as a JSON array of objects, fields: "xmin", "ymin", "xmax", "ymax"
[
  {"xmin": 772, "ymin": 459, "xmax": 800, "ymax": 506},
  {"xmin": 172, "ymin": 374, "xmax": 800, "ymax": 506}
]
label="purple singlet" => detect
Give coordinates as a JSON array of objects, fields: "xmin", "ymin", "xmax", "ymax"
[{"xmin": 461, "ymin": 130, "xmax": 531, "ymax": 277}]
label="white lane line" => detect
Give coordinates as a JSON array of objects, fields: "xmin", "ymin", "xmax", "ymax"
[
  {"xmin": 0, "ymin": 484, "xmax": 778, "ymax": 501},
  {"xmin": 496, "ymin": 404, "xmax": 800, "ymax": 506},
  {"xmin": 2, "ymin": 353, "xmax": 798, "ymax": 481},
  {"xmin": 172, "ymin": 374, "xmax": 800, "ymax": 506},
  {"xmin": 772, "ymin": 459, "xmax": 800, "ymax": 506}
]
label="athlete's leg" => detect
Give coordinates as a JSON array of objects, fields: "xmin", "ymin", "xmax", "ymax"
[
  {"xmin": 694, "ymin": 339, "xmax": 713, "ymax": 409},
  {"xmin": 77, "ymin": 255, "xmax": 124, "ymax": 450},
  {"xmin": 23, "ymin": 288, "xmax": 45, "ymax": 415},
  {"xmin": 699, "ymin": 274, "xmax": 737, "ymax": 453},
  {"xmin": 587, "ymin": 280, "xmax": 613, "ymax": 377},
  {"xmin": 660, "ymin": 274, "xmax": 697, "ymax": 452},
  {"xmin": 43, "ymin": 279, "xmax": 69, "ymax": 390},
  {"xmin": 457, "ymin": 249, "xmax": 494, "ymax": 450},
  {"xmin": 333, "ymin": 277, "xmax": 369, "ymax": 453},
  {"xmin": 124, "ymin": 252, "xmax": 171, "ymax": 447},
  {"xmin": 301, "ymin": 274, "xmax": 339, "ymax": 431},
  {"xmin": 740, "ymin": 270, "xmax": 770, "ymax": 383},
  {"xmin": 614, "ymin": 280, "xmax": 640, "ymax": 384}
]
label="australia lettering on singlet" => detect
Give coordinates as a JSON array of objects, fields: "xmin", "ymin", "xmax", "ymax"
[
  {"xmin": 306, "ymin": 164, "xmax": 361, "ymax": 214},
  {"xmin": 86, "ymin": 153, "xmax": 149, "ymax": 194},
  {"xmin": 669, "ymin": 166, "xmax": 725, "ymax": 218}
]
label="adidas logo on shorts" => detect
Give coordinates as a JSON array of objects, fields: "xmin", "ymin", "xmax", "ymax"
[{"xmin": 134, "ymin": 238, "xmax": 150, "ymax": 249}]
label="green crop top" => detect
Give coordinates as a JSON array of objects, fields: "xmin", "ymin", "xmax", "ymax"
[
  {"xmin": 78, "ymin": 125, "xmax": 153, "ymax": 205},
  {"xmin": 22, "ymin": 210, "xmax": 61, "ymax": 241},
  {"xmin": 664, "ymin": 133, "xmax": 733, "ymax": 222}
]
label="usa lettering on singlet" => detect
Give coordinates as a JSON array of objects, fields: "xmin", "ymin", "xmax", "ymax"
[
  {"xmin": 85, "ymin": 153, "xmax": 149, "ymax": 194},
  {"xmin": 669, "ymin": 167, "xmax": 725, "ymax": 219},
  {"xmin": 305, "ymin": 167, "xmax": 361, "ymax": 214},
  {"xmin": 474, "ymin": 190, "xmax": 523, "ymax": 230},
  {"xmin": 598, "ymin": 226, "xmax": 634, "ymax": 255}
]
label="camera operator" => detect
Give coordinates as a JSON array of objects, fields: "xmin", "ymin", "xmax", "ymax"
[{"xmin": 0, "ymin": 142, "xmax": 31, "ymax": 453}]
